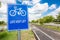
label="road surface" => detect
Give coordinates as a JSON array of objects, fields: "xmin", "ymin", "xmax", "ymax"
[{"xmin": 30, "ymin": 24, "xmax": 60, "ymax": 40}]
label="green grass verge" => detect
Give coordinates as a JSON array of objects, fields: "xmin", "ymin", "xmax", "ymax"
[
  {"xmin": 21, "ymin": 30, "xmax": 36, "ymax": 40},
  {"xmin": 0, "ymin": 30, "xmax": 17, "ymax": 40},
  {"xmin": 40, "ymin": 25, "xmax": 60, "ymax": 32},
  {"xmin": 0, "ymin": 30, "xmax": 35, "ymax": 40}
]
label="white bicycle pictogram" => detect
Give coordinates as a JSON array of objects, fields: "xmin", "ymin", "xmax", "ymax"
[{"xmin": 9, "ymin": 6, "xmax": 26, "ymax": 16}]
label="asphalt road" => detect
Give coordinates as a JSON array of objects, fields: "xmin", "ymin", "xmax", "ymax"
[{"xmin": 30, "ymin": 24, "xmax": 60, "ymax": 40}]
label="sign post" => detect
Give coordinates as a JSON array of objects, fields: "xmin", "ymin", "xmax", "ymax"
[
  {"xmin": 8, "ymin": 4, "xmax": 28, "ymax": 40},
  {"xmin": 16, "ymin": 0, "xmax": 22, "ymax": 40},
  {"xmin": 18, "ymin": 30, "xmax": 21, "ymax": 40}
]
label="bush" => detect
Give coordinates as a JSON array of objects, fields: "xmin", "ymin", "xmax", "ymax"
[{"xmin": 0, "ymin": 31, "xmax": 8, "ymax": 39}]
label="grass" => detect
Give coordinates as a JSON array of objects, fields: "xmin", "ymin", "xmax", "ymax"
[
  {"xmin": 0, "ymin": 24, "xmax": 6, "ymax": 26},
  {"xmin": 44, "ymin": 25, "xmax": 60, "ymax": 32},
  {"xmin": 0, "ymin": 30, "xmax": 36, "ymax": 40},
  {"xmin": 21, "ymin": 30, "xmax": 36, "ymax": 40},
  {"xmin": 0, "ymin": 30, "xmax": 17, "ymax": 40},
  {"xmin": 40, "ymin": 25, "xmax": 60, "ymax": 32}
]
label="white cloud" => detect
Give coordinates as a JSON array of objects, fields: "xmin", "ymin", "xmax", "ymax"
[
  {"xmin": 0, "ymin": 0, "xmax": 16, "ymax": 14},
  {"xmin": 0, "ymin": 0, "xmax": 16, "ymax": 4},
  {"xmin": 32, "ymin": 0, "xmax": 40, "ymax": 4},
  {"xmin": 0, "ymin": 3, "xmax": 7, "ymax": 22},
  {"xmin": 22, "ymin": 0, "xmax": 41, "ymax": 5},
  {"xmin": 0, "ymin": 3, "xmax": 7, "ymax": 14},
  {"xmin": 47, "ymin": 7, "xmax": 60, "ymax": 18},
  {"xmin": 22, "ymin": 0, "xmax": 49, "ymax": 21},
  {"xmin": 28, "ymin": 3, "xmax": 48, "ymax": 13},
  {"xmin": 49, "ymin": 4, "xmax": 56, "ymax": 10},
  {"xmin": 29, "ymin": 3, "xmax": 48, "ymax": 21},
  {"xmin": 0, "ymin": 15, "xmax": 7, "ymax": 22},
  {"xmin": 0, "ymin": 0, "xmax": 16, "ymax": 22},
  {"xmin": 22, "ymin": 1, "xmax": 33, "ymax": 5},
  {"xmin": 29, "ymin": 13, "xmax": 41, "ymax": 21}
]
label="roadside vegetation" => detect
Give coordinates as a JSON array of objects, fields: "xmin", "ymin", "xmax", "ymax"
[
  {"xmin": 21, "ymin": 30, "xmax": 36, "ymax": 40},
  {"xmin": 0, "ymin": 21, "xmax": 6, "ymax": 32},
  {"xmin": 31, "ymin": 12, "xmax": 60, "ymax": 32},
  {"xmin": 40, "ymin": 25, "xmax": 60, "ymax": 32},
  {"xmin": 0, "ymin": 30, "xmax": 17, "ymax": 40},
  {"xmin": 0, "ymin": 30, "xmax": 36, "ymax": 40},
  {"xmin": 31, "ymin": 12, "xmax": 60, "ymax": 24},
  {"xmin": 0, "ymin": 2, "xmax": 1, "ymax": 7},
  {"xmin": 0, "ymin": 21, "xmax": 6, "ymax": 26},
  {"xmin": 0, "ymin": 21, "xmax": 36, "ymax": 40}
]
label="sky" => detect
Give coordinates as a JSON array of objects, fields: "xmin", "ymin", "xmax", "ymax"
[{"xmin": 0, "ymin": 0, "xmax": 60, "ymax": 22}]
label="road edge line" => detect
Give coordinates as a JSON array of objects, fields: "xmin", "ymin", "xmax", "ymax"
[{"xmin": 32, "ymin": 30, "xmax": 40, "ymax": 40}]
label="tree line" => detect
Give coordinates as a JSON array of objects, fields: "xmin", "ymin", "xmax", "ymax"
[
  {"xmin": 0, "ymin": 21, "xmax": 6, "ymax": 25},
  {"xmin": 31, "ymin": 12, "xmax": 60, "ymax": 24}
]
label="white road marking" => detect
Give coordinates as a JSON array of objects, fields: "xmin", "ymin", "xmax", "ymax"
[
  {"xmin": 32, "ymin": 30, "xmax": 40, "ymax": 40},
  {"xmin": 32, "ymin": 26, "xmax": 55, "ymax": 40}
]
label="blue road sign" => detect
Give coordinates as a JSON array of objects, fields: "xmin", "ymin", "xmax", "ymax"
[{"xmin": 8, "ymin": 4, "xmax": 28, "ymax": 31}]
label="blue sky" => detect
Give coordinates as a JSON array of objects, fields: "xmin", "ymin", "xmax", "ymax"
[
  {"xmin": 28, "ymin": 0, "xmax": 60, "ymax": 7},
  {"xmin": 39, "ymin": 0, "xmax": 60, "ymax": 17},
  {"xmin": 0, "ymin": 0, "xmax": 60, "ymax": 21},
  {"xmin": 40, "ymin": 0, "xmax": 60, "ymax": 7}
]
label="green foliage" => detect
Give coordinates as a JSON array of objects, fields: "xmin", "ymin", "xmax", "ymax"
[
  {"xmin": 31, "ymin": 20, "xmax": 35, "ymax": 23},
  {"xmin": 43, "ymin": 16, "xmax": 55, "ymax": 23},
  {"xmin": 39, "ymin": 19, "xmax": 44, "ymax": 24},
  {"xmin": 57, "ymin": 12, "xmax": 60, "ymax": 22},
  {"xmin": 41, "ymin": 25, "xmax": 60, "ymax": 32},
  {"xmin": 0, "ymin": 2, "xmax": 1, "ymax": 7},
  {"xmin": 0, "ymin": 31, "xmax": 8, "ymax": 39},
  {"xmin": 37, "ymin": 16, "xmax": 55, "ymax": 24},
  {"xmin": 57, "ymin": 13, "xmax": 60, "ymax": 20},
  {"xmin": 31, "ymin": 16, "xmax": 55, "ymax": 24},
  {"xmin": 0, "ymin": 21, "xmax": 6, "ymax": 25},
  {"xmin": 31, "ymin": 20, "xmax": 38, "ymax": 23},
  {"xmin": 54, "ymin": 12, "xmax": 60, "ymax": 23},
  {"xmin": 0, "ymin": 30, "xmax": 17, "ymax": 40}
]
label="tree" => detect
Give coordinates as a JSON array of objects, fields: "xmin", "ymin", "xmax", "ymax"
[
  {"xmin": 39, "ymin": 18, "xmax": 44, "ymax": 24},
  {"xmin": 36, "ymin": 16, "xmax": 55, "ymax": 24},
  {"xmin": 57, "ymin": 12, "xmax": 60, "ymax": 22},
  {"xmin": 0, "ymin": 2, "xmax": 1, "ymax": 7},
  {"xmin": 0, "ymin": 21, "xmax": 6, "ymax": 25},
  {"xmin": 31, "ymin": 20, "xmax": 35, "ymax": 23},
  {"xmin": 43, "ymin": 16, "xmax": 55, "ymax": 23}
]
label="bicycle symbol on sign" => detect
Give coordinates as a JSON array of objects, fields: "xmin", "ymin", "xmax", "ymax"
[{"xmin": 9, "ymin": 6, "xmax": 26, "ymax": 16}]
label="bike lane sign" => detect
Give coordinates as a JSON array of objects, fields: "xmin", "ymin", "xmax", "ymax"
[{"xmin": 8, "ymin": 4, "xmax": 28, "ymax": 31}]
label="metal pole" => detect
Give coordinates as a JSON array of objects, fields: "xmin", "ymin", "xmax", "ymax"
[{"xmin": 18, "ymin": 30, "xmax": 21, "ymax": 40}]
